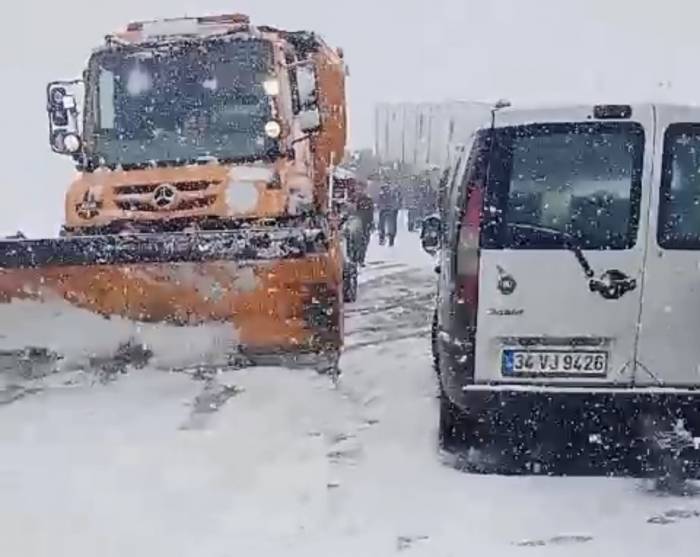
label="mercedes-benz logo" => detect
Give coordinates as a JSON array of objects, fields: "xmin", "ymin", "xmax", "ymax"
[{"xmin": 152, "ymin": 183, "xmax": 177, "ymax": 209}]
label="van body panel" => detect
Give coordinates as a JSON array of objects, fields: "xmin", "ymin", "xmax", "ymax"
[
  {"xmin": 473, "ymin": 107, "xmax": 655, "ymax": 386},
  {"xmin": 636, "ymin": 105, "xmax": 700, "ymax": 386},
  {"xmin": 433, "ymin": 104, "xmax": 700, "ymax": 473}
]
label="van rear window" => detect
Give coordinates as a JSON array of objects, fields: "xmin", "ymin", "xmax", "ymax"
[
  {"xmin": 480, "ymin": 122, "xmax": 645, "ymax": 250},
  {"xmin": 658, "ymin": 124, "xmax": 700, "ymax": 249}
]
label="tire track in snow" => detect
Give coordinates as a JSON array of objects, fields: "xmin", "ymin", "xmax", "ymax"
[{"xmin": 345, "ymin": 264, "xmax": 435, "ymax": 353}]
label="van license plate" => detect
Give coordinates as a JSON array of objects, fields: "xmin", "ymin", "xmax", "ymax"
[{"xmin": 502, "ymin": 350, "xmax": 608, "ymax": 377}]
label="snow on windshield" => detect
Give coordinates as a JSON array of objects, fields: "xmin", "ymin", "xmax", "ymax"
[{"xmin": 126, "ymin": 63, "xmax": 153, "ymax": 96}]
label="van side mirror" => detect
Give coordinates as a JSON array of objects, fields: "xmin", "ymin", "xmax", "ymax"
[
  {"xmin": 421, "ymin": 215, "xmax": 442, "ymax": 255},
  {"xmin": 295, "ymin": 62, "xmax": 321, "ymax": 133},
  {"xmin": 47, "ymin": 80, "xmax": 83, "ymax": 156}
]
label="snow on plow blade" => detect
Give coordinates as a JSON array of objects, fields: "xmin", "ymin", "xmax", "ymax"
[{"xmin": 0, "ymin": 227, "xmax": 342, "ymax": 377}]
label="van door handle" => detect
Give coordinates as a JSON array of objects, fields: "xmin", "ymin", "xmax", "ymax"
[{"xmin": 589, "ymin": 269, "xmax": 637, "ymax": 300}]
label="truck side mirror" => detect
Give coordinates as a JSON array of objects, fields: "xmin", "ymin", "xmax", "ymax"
[
  {"xmin": 298, "ymin": 109, "xmax": 321, "ymax": 133},
  {"xmin": 48, "ymin": 87, "xmax": 70, "ymax": 127},
  {"xmin": 47, "ymin": 81, "xmax": 83, "ymax": 156},
  {"xmin": 295, "ymin": 62, "xmax": 321, "ymax": 133},
  {"xmin": 421, "ymin": 215, "xmax": 442, "ymax": 255}
]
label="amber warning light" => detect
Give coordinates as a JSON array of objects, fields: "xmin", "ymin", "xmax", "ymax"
[
  {"xmin": 198, "ymin": 13, "xmax": 250, "ymax": 25},
  {"xmin": 593, "ymin": 105, "xmax": 632, "ymax": 120}
]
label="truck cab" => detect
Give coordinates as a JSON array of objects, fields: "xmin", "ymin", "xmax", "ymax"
[{"xmin": 47, "ymin": 14, "xmax": 346, "ymax": 234}]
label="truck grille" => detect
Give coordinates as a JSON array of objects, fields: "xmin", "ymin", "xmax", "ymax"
[
  {"xmin": 113, "ymin": 180, "xmax": 220, "ymax": 212},
  {"xmin": 115, "ymin": 180, "xmax": 214, "ymax": 195},
  {"xmin": 115, "ymin": 196, "xmax": 217, "ymax": 212}
]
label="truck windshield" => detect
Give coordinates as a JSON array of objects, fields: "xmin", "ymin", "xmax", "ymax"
[{"xmin": 87, "ymin": 39, "xmax": 277, "ymax": 169}]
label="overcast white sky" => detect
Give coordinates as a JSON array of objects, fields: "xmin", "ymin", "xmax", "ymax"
[{"xmin": 3, "ymin": 0, "xmax": 700, "ymax": 234}]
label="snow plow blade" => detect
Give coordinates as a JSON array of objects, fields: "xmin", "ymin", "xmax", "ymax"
[{"xmin": 0, "ymin": 227, "xmax": 342, "ymax": 377}]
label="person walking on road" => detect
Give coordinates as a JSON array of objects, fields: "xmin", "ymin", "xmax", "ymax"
[
  {"xmin": 405, "ymin": 182, "xmax": 420, "ymax": 232},
  {"xmin": 353, "ymin": 182, "xmax": 375, "ymax": 266},
  {"xmin": 418, "ymin": 182, "xmax": 436, "ymax": 222},
  {"xmin": 377, "ymin": 182, "xmax": 401, "ymax": 247}
]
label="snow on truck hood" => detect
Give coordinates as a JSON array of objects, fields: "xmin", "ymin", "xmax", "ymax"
[{"xmin": 226, "ymin": 165, "xmax": 278, "ymax": 214}]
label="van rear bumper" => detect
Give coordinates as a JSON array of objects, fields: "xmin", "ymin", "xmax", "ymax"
[
  {"xmin": 450, "ymin": 384, "xmax": 700, "ymax": 476},
  {"xmin": 460, "ymin": 384, "xmax": 700, "ymax": 408}
]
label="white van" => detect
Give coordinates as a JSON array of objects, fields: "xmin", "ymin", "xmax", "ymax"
[{"xmin": 423, "ymin": 104, "xmax": 700, "ymax": 475}]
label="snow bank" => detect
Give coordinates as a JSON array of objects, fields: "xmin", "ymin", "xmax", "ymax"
[{"xmin": 0, "ymin": 297, "xmax": 240, "ymax": 371}]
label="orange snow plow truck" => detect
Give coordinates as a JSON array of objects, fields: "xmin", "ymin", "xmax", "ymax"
[{"xmin": 0, "ymin": 14, "xmax": 349, "ymax": 374}]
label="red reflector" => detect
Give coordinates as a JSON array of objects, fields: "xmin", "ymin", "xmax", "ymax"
[
  {"xmin": 459, "ymin": 273, "xmax": 479, "ymax": 309},
  {"xmin": 465, "ymin": 184, "xmax": 483, "ymax": 232},
  {"xmin": 457, "ymin": 184, "xmax": 483, "ymax": 308}
]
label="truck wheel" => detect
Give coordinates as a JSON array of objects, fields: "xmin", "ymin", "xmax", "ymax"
[
  {"xmin": 314, "ymin": 350, "xmax": 341, "ymax": 382},
  {"xmin": 343, "ymin": 263, "xmax": 358, "ymax": 303}
]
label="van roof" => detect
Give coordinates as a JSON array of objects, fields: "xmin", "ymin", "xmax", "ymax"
[{"xmin": 489, "ymin": 102, "xmax": 700, "ymax": 129}]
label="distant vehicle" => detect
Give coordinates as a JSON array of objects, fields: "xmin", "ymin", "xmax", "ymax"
[
  {"xmin": 424, "ymin": 103, "xmax": 700, "ymax": 476},
  {"xmin": 374, "ymin": 101, "xmax": 490, "ymax": 172}
]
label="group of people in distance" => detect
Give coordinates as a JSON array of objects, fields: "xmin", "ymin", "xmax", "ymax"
[{"xmin": 343, "ymin": 180, "xmax": 436, "ymax": 266}]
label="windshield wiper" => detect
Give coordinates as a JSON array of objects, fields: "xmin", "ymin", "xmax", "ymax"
[
  {"xmin": 506, "ymin": 222, "xmax": 637, "ymax": 300},
  {"xmin": 506, "ymin": 222, "xmax": 594, "ymax": 278}
]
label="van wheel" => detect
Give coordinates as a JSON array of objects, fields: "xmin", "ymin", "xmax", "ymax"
[
  {"xmin": 638, "ymin": 415, "xmax": 695, "ymax": 495},
  {"xmin": 343, "ymin": 263, "xmax": 358, "ymax": 303},
  {"xmin": 439, "ymin": 390, "xmax": 461, "ymax": 451}
]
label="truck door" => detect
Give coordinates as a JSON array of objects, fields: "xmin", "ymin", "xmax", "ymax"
[
  {"xmin": 472, "ymin": 106, "xmax": 654, "ymax": 385},
  {"xmin": 636, "ymin": 106, "xmax": 700, "ymax": 386}
]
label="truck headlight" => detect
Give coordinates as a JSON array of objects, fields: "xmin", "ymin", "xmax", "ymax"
[
  {"xmin": 263, "ymin": 79, "xmax": 280, "ymax": 96},
  {"xmin": 63, "ymin": 133, "xmax": 82, "ymax": 153},
  {"xmin": 264, "ymin": 121, "xmax": 281, "ymax": 138}
]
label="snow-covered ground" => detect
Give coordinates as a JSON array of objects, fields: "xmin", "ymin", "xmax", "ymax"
[{"xmin": 1, "ymin": 216, "xmax": 700, "ymax": 556}]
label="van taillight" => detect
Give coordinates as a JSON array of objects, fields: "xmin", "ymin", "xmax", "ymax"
[{"xmin": 456, "ymin": 184, "xmax": 483, "ymax": 316}]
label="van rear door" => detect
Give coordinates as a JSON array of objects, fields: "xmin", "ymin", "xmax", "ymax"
[
  {"xmin": 636, "ymin": 106, "xmax": 700, "ymax": 386},
  {"xmin": 472, "ymin": 106, "xmax": 653, "ymax": 385}
]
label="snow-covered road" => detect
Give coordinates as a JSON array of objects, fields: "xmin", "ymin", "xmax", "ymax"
[{"xmin": 1, "ymin": 221, "xmax": 700, "ymax": 556}]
